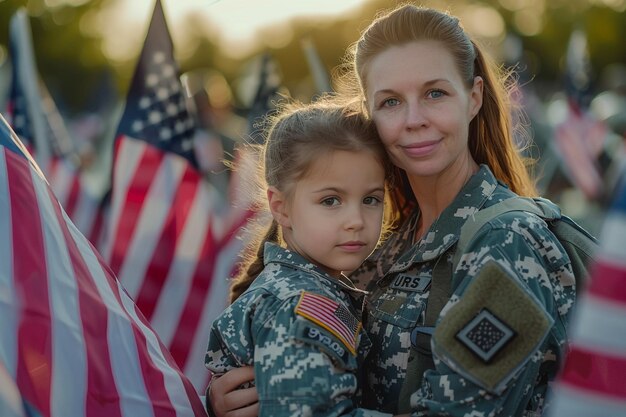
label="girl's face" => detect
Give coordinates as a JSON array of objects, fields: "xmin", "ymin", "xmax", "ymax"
[
  {"xmin": 271, "ymin": 149, "xmax": 385, "ymax": 278},
  {"xmin": 365, "ymin": 40, "xmax": 483, "ymax": 180}
]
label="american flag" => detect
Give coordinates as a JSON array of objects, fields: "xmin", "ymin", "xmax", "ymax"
[
  {"xmin": 6, "ymin": 9, "xmax": 48, "ymax": 164},
  {"xmin": 552, "ymin": 28, "xmax": 607, "ymax": 200},
  {"xmin": 104, "ymin": 0, "xmax": 251, "ymax": 391},
  {"xmin": 548, "ymin": 173, "xmax": 626, "ymax": 416},
  {"xmin": 244, "ymin": 53, "xmax": 283, "ymax": 145},
  {"xmin": 6, "ymin": 8, "xmax": 106, "ymax": 246},
  {"xmin": 295, "ymin": 292, "xmax": 361, "ymax": 355},
  {"xmin": 0, "ymin": 114, "xmax": 206, "ymax": 417},
  {"xmin": 300, "ymin": 37, "xmax": 332, "ymax": 95}
]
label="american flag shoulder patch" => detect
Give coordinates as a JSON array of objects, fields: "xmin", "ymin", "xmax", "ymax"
[{"xmin": 294, "ymin": 291, "xmax": 361, "ymax": 355}]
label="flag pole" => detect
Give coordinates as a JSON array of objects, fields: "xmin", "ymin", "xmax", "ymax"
[
  {"xmin": 9, "ymin": 9, "xmax": 51, "ymax": 174},
  {"xmin": 300, "ymin": 36, "xmax": 332, "ymax": 95}
]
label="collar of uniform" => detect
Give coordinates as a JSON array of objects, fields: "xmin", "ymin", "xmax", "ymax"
[
  {"xmin": 372, "ymin": 209, "xmax": 421, "ymax": 279},
  {"xmin": 262, "ymin": 242, "xmax": 364, "ymax": 295},
  {"xmin": 388, "ymin": 164, "xmax": 498, "ymax": 272}
]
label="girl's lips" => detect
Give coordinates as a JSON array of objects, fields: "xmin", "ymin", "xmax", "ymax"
[
  {"xmin": 402, "ymin": 140, "xmax": 441, "ymax": 157},
  {"xmin": 338, "ymin": 242, "xmax": 366, "ymax": 252}
]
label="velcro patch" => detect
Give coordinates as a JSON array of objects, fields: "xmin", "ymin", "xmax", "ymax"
[
  {"xmin": 293, "ymin": 323, "xmax": 353, "ymax": 366},
  {"xmin": 432, "ymin": 261, "xmax": 553, "ymax": 394},
  {"xmin": 390, "ymin": 272, "xmax": 431, "ymax": 292},
  {"xmin": 455, "ymin": 308, "xmax": 516, "ymax": 363},
  {"xmin": 294, "ymin": 291, "xmax": 361, "ymax": 355}
]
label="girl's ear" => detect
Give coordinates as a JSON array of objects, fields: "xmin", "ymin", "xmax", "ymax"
[{"xmin": 267, "ymin": 186, "xmax": 291, "ymax": 228}]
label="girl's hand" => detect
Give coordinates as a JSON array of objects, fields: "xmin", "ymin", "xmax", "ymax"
[{"xmin": 208, "ymin": 367, "xmax": 259, "ymax": 417}]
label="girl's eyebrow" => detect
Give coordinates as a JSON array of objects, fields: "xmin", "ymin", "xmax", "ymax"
[{"xmin": 312, "ymin": 186, "xmax": 385, "ymax": 194}]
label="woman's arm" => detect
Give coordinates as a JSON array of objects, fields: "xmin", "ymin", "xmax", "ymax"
[
  {"xmin": 207, "ymin": 366, "xmax": 258, "ymax": 417},
  {"xmin": 412, "ymin": 218, "xmax": 574, "ymax": 416}
]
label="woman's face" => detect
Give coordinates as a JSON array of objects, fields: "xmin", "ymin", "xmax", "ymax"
[{"xmin": 365, "ymin": 40, "xmax": 483, "ymax": 179}]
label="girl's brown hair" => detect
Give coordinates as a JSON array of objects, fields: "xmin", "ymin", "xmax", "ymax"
[
  {"xmin": 229, "ymin": 97, "xmax": 394, "ymax": 302},
  {"xmin": 336, "ymin": 4, "xmax": 537, "ymax": 220}
]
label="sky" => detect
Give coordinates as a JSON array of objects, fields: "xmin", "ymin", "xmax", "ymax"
[{"xmin": 101, "ymin": 0, "xmax": 374, "ymax": 61}]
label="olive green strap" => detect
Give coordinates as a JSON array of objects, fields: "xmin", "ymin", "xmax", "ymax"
[
  {"xmin": 452, "ymin": 197, "xmax": 550, "ymax": 269},
  {"xmin": 397, "ymin": 257, "xmax": 452, "ymax": 411}
]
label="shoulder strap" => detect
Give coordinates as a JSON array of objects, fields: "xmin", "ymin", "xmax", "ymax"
[
  {"xmin": 452, "ymin": 197, "xmax": 550, "ymax": 269},
  {"xmin": 400, "ymin": 257, "xmax": 451, "ymax": 408}
]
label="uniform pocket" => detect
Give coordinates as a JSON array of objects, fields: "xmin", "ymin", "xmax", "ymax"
[{"xmin": 368, "ymin": 280, "xmax": 428, "ymax": 329}]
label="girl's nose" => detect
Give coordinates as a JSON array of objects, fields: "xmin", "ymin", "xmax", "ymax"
[{"xmin": 345, "ymin": 206, "xmax": 365, "ymax": 230}]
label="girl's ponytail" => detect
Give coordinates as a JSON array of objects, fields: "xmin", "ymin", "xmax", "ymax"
[{"xmin": 229, "ymin": 219, "xmax": 280, "ymax": 303}]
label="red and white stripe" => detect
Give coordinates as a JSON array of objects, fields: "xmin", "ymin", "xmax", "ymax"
[
  {"xmin": 47, "ymin": 158, "xmax": 105, "ymax": 247},
  {"xmin": 104, "ymin": 136, "xmax": 253, "ymax": 391},
  {"xmin": 549, "ymin": 199, "xmax": 626, "ymax": 416},
  {"xmin": 553, "ymin": 106, "xmax": 607, "ymax": 199},
  {"xmin": 296, "ymin": 292, "xmax": 358, "ymax": 350},
  {"xmin": 0, "ymin": 141, "xmax": 206, "ymax": 417}
]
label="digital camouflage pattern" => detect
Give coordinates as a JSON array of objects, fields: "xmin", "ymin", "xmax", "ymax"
[
  {"xmin": 352, "ymin": 165, "xmax": 576, "ymax": 416},
  {"xmin": 205, "ymin": 242, "xmax": 392, "ymax": 417}
]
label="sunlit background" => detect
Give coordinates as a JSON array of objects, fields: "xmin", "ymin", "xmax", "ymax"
[
  {"xmin": 0, "ymin": 0, "xmax": 624, "ymax": 112},
  {"xmin": 0, "ymin": 0, "xmax": 625, "ymax": 233}
]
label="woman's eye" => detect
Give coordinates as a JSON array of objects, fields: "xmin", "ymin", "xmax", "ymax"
[
  {"xmin": 381, "ymin": 98, "xmax": 400, "ymax": 107},
  {"xmin": 321, "ymin": 197, "xmax": 340, "ymax": 207},
  {"xmin": 363, "ymin": 196, "xmax": 382, "ymax": 206},
  {"xmin": 428, "ymin": 89, "xmax": 445, "ymax": 99}
]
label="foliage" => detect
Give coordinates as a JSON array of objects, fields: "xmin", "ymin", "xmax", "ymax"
[{"xmin": 0, "ymin": 0, "xmax": 624, "ymax": 116}]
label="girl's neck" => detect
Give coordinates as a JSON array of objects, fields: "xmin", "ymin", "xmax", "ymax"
[{"xmin": 409, "ymin": 158, "xmax": 479, "ymax": 240}]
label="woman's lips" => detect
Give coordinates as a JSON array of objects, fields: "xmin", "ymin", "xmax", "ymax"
[{"xmin": 402, "ymin": 139, "xmax": 441, "ymax": 157}]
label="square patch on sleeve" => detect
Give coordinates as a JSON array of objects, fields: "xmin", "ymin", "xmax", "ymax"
[
  {"xmin": 432, "ymin": 261, "xmax": 554, "ymax": 394},
  {"xmin": 455, "ymin": 308, "xmax": 516, "ymax": 363}
]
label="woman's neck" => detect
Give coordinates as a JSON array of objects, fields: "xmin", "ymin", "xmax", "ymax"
[{"xmin": 409, "ymin": 158, "xmax": 479, "ymax": 239}]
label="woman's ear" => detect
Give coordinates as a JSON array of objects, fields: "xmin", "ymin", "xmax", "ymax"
[
  {"xmin": 469, "ymin": 76, "xmax": 484, "ymax": 119},
  {"xmin": 267, "ymin": 186, "xmax": 291, "ymax": 228}
]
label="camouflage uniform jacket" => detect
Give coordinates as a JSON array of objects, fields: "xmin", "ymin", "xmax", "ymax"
[
  {"xmin": 353, "ymin": 165, "xmax": 576, "ymax": 416},
  {"xmin": 205, "ymin": 242, "xmax": 392, "ymax": 417}
]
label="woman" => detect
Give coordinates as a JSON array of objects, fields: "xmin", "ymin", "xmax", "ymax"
[{"xmin": 208, "ymin": 5, "xmax": 577, "ymax": 416}]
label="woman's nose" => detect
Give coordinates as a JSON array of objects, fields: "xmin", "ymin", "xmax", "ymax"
[{"xmin": 405, "ymin": 102, "xmax": 428, "ymax": 129}]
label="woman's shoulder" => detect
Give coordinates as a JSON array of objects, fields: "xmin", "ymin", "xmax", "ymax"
[
  {"xmin": 461, "ymin": 192, "xmax": 572, "ymax": 275},
  {"xmin": 483, "ymin": 206, "xmax": 565, "ymax": 250}
]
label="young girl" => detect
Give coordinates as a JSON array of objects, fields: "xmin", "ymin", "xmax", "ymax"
[{"xmin": 204, "ymin": 99, "xmax": 402, "ymax": 417}]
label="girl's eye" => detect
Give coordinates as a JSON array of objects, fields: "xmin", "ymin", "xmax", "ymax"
[
  {"xmin": 321, "ymin": 197, "xmax": 340, "ymax": 207},
  {"xmin": 363, "ymin": 196, "xmax": 382, "ymax": 206}
]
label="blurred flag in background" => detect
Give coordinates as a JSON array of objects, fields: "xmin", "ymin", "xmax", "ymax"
[
  {"xmin": 104, "ymin": 0, "xmax": 251, "ymax": 392},
  {"xmin": 549, "ymin": 170, "xmax": 626, "ymax": 416},
  {"xmin": 6, "ymin": 9, "xmax": 51, "ymax": 171},
  {"xmin": 5, "ymin": 8, "xmax": 106, "ymax": 246},
  {"xmin": 0, "ymin": 113, "xmax": 206, "ymax": 417},
  {"xmin": 300, "ymin": 36, "xmax": 332, "ymax": 96},
  {"xmin": 553, "ymin": 28, "xmax": 608, "ymax": 200}
]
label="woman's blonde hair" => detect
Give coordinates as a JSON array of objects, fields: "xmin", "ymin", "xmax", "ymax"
[
  {"xmin": 336, "ymin": 4, "xmax": 537, "ymax": 220},
  {"xmin": 229, "ymin": 97, "xmax": 395, "ymax": 302}
]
